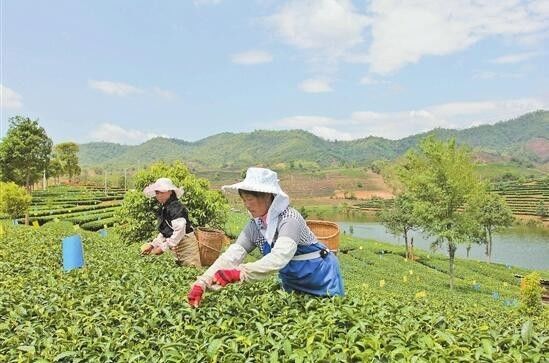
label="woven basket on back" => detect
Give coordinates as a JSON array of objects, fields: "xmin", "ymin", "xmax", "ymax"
[
  {"xmin": 195, "ymin": 227, "xmax": 224, "ymax": 266},
  {"xmin": 306, "ymin": 220, "xmax": 340, "ymax": 253}
]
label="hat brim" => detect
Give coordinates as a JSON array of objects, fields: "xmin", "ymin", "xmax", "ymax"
[
  {"xmin": 143, "ymin": 183, "xmax": 183, "ymax": 198},
  {"xmin": 221, "ymin": 181, "xmax": 286, "ymax": 197}
]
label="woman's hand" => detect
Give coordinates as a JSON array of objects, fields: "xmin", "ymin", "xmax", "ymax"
[
  {"xmin": 213, "ymin": 269, "xmax": 241, "ymax": 287},
  {"xmin": 150, "ymin": 247, "xmax": 164, "ymax": 255},
  {"xmin": 187, "ymin": 284, "xmax": 204, "ymax": 308},
  {"xmin": 140, "ymin": 243, "xmax": 153, "ymax": 255}
]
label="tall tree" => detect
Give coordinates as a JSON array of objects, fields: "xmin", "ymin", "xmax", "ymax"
[
  {"xmin": 54, "ymin": 142, "xmax": 81, "ymax": 182},
  {"xmin": 472, "ymin": 191, "xmax": 514, "ymax": 263},
  {"xmin": 47, "ymin": 157, "xmax": 64, "ymax": 185},
  {"xmin": 0, "ymin": 116, "xmax": 53, "ymax": 190},
  {"xmin": 397, "ymin": 136, "xmax": 483, "ymax": 289},
  {"xmin": 377, "ymin": 194, "xmax": 417, "ymax": 260}
]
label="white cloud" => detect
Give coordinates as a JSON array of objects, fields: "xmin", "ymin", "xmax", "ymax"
[
  {"xmin": 367, "ymin": 1, "xmax": 549, "ymax": 74},
  {"xmin": 89, "ymin": 123, "xmax": 165, "ymax": 145},
  {"xmin": 265, "ymin": 0, "xmax": 370, "ymax": 59},
  {"xmin": 231, "ymin": 50, "xmax": 273, "ymax": 65},
  {"xmin": 152, "ymin": 87, "xmax": 177, "ymax": 100},
  {"xmin": 0, "ymin": 84, "xmax": 23, "ymax": 109},
  {"xmin": 298, "ymin": 78, "xmax": 333, "ymax": 93},
  {"xmin": 491, "ymin": 51, "xmax": 541, "ymax": 64},
  {"xmin": 89, "ymin": 80, "xmax": 144, "ymax": 96},
  {"xmin": 264, "ymin": 0, "xmax": 549, "ymax": 75},
  {"xmin": 270, "ymin": 97, "xmax": 548, "ymax": 140},
  {"xmin": 310, "ymin": 126, "xmax": 354, "ymax": 140}
]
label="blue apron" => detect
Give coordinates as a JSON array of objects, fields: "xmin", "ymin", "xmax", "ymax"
[{"xmin": 261, "ymin": 240, "xmax": 345, "ymax": 297}]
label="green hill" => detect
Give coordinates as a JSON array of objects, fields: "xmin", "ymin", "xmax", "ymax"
[{"xmin": 79, "ymin": 110, "xmax": 549, "ymax": 169}]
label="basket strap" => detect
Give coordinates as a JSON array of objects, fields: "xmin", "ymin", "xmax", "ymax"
[{"xmin": 197, "ymin": 240, "xmax": 221, "ymax": 253}]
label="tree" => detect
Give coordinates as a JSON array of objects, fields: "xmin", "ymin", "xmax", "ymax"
[
  {"xmin": 115, "ymin": 161, "xmax": 229, "ymax": 244},
  {"xmin": 0, "ymin": 116, "xmax": 53, "ymax": 190},
  {"xmin": 47, "ymin": 158, "xmax": 64, "ymax": 185},
  {"xmin": 0, "ymin": 182, "xmax": 32, "ymax": 224},
  {"xmin": 54, "ymin": 142, "xmax": 81, "ymax": 182},
  {"xmin": 397, "ymin": 136, "xmax": 483, "ymax": 289},
  {"xmin": 377, "ymin": 194, "xmax": 417, "ymax": 260},
  {"xmin": 471, "ymin": 191, "xmax": 514, "ymax": 263}
]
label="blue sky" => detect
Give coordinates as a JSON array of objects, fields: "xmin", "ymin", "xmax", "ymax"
[{"xmin": 1, "ymin": 0, "xmax": 548, "ymax": 144}]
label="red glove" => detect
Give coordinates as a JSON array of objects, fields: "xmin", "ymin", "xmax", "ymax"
[
  {"xmin": 213, "ymin": 269, "xmax": 241, "ymax": 287},
  {"xmin": 187, "ymin": 284, "xmax": 204, "ymax": 308}
]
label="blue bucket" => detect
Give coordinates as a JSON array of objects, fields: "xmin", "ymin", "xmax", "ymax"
[
  {"xmin": 62, "ymin": 235, "xmax": 85, "ymax": 271},
  {"xmin": 98, "ymin": 229, "xmax": 108, "ymax": 237}
]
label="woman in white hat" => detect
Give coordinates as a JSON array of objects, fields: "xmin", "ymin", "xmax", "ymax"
[
  {"xmin": 141, "ymin": 178, "xmax": 201, "ymax": 267},
  {"xmin": 187, "ymin": 167, "xmax": 344, "ymax": 307}
]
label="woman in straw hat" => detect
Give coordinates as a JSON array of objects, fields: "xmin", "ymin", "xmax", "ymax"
[
  {"xmin": 141, "ymin": 177, "xmax": 201, "ymax": 267},
  {"xmin": 187, "ymin": 167, "xmax": 344, "ymax": 307}
]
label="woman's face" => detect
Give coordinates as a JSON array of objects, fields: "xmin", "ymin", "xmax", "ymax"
[
  {"xmin": 240, "ymin": 192, "xmax": 272, "ymax": 218},
  {"xmin": 155, "ymin": 190, "xmax": 172, "ymax": 204}
]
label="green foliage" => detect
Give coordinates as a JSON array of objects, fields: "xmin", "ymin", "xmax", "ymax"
[
  {"xmin": 471, "ymin": 190, "xmax": 514, "ymax": 262},
  {"xmin": 115, "ymin": 161, "xmax": 229, "ymax": 244},
  {"xmin": 53, "ymin": 142, "xmax": 81, "ymax": 181},
  {"xmin": 1, "ymin": 221, "xmax": 547, "ymax": 361},
  {"xmin": 519, "ymin": 272, "xmax": 544, "ymax": 316},
  {"xmin": 0, "ymin": 116, "xmax": 53, "ymax": 188},
  {"xmin": 298, "ymin": 206, "xmax": 309, "ymax": 219},
  {"xmin": 536, "ymin": 201, "xmax": 547, "ymax": 218},
  {"xmin": 377, "ymin": 194, "xmax": 417, "ymax": 259},
  {"xmin": 397, "ymin": 137, "xmax": 484, "ymax": 288},
  {"xmin": 0, "ymin": 182, "xmax": 32, "ymax": 219}
]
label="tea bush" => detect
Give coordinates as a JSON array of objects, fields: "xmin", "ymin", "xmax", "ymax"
[{"xmin": 1, "ymin": 220, "xmax": 547, "ymax": 362}]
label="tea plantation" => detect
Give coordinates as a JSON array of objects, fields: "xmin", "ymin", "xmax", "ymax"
[{"xmin": 1, "ymin": 220, "xmax": 547, "ymax": 362}]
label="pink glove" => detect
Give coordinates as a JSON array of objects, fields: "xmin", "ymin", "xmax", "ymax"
[
  {"xmin": 187, "ymin": 284, "xmax": 204, "ymax": 308},
  {"xmin": 213, "ymin": 269, "xmax": 241, "ymax": 287}
]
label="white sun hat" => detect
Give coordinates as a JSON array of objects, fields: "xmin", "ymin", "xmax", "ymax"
[
  {"xmin": 143, "ymin": 178, "xmax": 184, "ymax": 198},
  {"xmin": 223, "ymin": 167, "xmax": 289, "ymax": 243},
  {"xmin": 222, "ymin": 167, "xmax": 287, "ymax": 197}
]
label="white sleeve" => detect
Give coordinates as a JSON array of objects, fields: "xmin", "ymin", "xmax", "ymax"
[
  {"xmin": 150, "ymin": 233, "xmax": 165, "ymax": 248},
  {"xmin": 238, "ymin": 236, "xmax": 297, "ymax": 282},
  {"xmin": 195, "ymin": 243, "xmax": 248, "ymax": 290},
  {"xmin": 162, "ymin": 217, "xmax": 186, "ymax": 251}
]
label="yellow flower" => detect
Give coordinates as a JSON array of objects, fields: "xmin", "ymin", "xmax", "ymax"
[
  {"xmin": 32, "ymin": 220, "xmax": 40, "ymax": 229},
  {"xmin": 403, "ymin": 276, "xmax": 408, "ymax": 283},
  {"xmin": 503, "ymin": 282, "xmax": 508, "ymax": 287},
  {"xmin": 415, "ymin": 290, "xmax": 427, "ymax": 299},
  {"xmin": 409, "ymin": 270, "xmax": 414, "ymax": 275},
  {"xmin": 379, "ymin": 280, "xmax": 386, "ymax": 288},
  {"xmin": 359, "ymin": 246, "xmax": 363, "ymax": 250}
]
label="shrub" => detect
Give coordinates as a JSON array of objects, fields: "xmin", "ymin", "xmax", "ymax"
[
  {"xmin": 115, "ymin": 161, "xmax": 229, "ymax": 244},
  {"xmin": 0, "ymin": 182, "xmax": 32, "ymax": 220},
  {"xmin": 519, "ymin": 272, "xmax": 543, "ymax": 316}
]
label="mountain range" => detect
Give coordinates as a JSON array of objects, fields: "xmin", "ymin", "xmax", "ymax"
[{"xmin": 79, "ymin": 110, "xmax": 549, "ymax": 170}]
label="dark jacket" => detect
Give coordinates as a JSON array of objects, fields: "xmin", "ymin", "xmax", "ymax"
[{"xmin": 157, "ymin": 193, "xmax": 193, "ymax": 238}]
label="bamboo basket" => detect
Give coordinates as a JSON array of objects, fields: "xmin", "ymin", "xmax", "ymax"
[
  {"xmin": 195, "ymin": 227, "xmax": 224, "ymax": 266},
  {"xmin": 306, "ymin": 220, "xmax": 340, "ymax": 253}
]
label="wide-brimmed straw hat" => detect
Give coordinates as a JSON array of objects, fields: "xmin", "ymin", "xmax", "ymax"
[
  {"xmin": 143, "ymin": 178, "xmax": 183, "ymax": 198},
  {"xmin": 222, "ymin": 167, "xmax": 286, "ymax": 196}
]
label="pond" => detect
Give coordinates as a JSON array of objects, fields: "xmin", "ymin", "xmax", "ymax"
[{"xmin": 336, "ymin": 221, "xmax": 549, "ymax": 271}]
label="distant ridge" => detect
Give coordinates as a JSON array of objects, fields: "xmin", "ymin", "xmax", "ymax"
[{"xmin": 79, "ymin": 110, "xmax": 549, "ymax": 168}]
